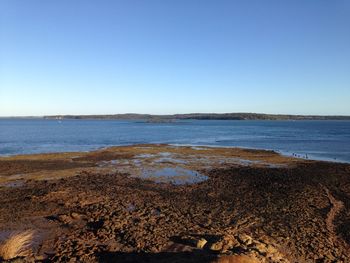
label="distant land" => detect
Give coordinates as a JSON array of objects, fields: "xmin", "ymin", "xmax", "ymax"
[{"xmin": 41, "ymin": 113, "xmax": 350, "ymax": 121}]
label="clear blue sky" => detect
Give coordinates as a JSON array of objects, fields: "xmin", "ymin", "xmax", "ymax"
[{"xmin": 1, "ymin": 0, "xmax": 349, "ymax": 116}]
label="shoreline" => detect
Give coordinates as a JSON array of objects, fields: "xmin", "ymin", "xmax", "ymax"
[
  {"xmin": 1, "ymin": 143, "xmax": 349, "ymax": 165},
  {"xmin": 1, "ymin": 144, "xmax": 350, "ymax": 262},
  {"xmin": 0, "ymin": 144, "xmax": 299, "ymax": 184}
]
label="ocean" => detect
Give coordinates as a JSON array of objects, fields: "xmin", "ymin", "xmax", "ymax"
[{"xmin": 0, "ymin": 119, "xmax": 349, "ymax": 163}]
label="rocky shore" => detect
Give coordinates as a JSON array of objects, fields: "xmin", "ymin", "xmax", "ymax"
[{"xmin": 0, "ymin": 144, "xmax": 349, "ymax": 262}]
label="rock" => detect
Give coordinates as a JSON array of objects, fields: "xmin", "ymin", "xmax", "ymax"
[
  {"xmin": 238, "ymin": 233, "xmax": 253, "ymax": 245},
  {"xmin": 71, "ymin": 212, "xmax": 81, "ymax": 219},
  {"xmin": 58, "ymin": 214, "xmax": 71, "ymax": 223},
  {"xmin": 196, "ymin": 238, "xmax": 207, "ymax": 249},
  {"xmin": 209, "ymin": 241, "xmax": 223, "ymax": 252},
  {"xmin": 266, "ymin": 244, "xmax": 278, "ymax": 254},
  {"xmin": 213, "ymin": 254, "xmax": 260, "ymax": 263},
  {"xmin": 7, "ymin": 258, "xmax": 27, "ymax": 263},
  {"xmin": 221, "ymin": 235, "xmax": 240, "ymax": 251},
  {"xmin": 255, "ymin": 242, "xmax": 267, "ymax": 253},
  {"xmin": 325, "ymin": 253, "xmax": 335, "ymax": 261}
]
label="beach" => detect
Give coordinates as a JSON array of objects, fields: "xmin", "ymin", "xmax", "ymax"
[{"xmin": 0, "ymin": 144, "xmax": 350, "ymax": 262}]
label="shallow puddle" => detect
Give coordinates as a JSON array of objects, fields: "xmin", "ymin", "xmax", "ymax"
[
  {"xmin": 158, "ymin": 152, "xmax": 172, "ymax": 157},
  {"xmin": 136, "ymin": 153, "xmax": 156, "ymax": 158},
  {"xmin": 154, "ymin": 157, "xmax": 187, "ymax": 164},
  {"xmin": 191, "ymin": 146, "xmax": 207, "ymax": 150},
  {"xmin": 1, "ymin": 180, "xmax": 25, "ymax": 188},
  {"xmin": 234, "ymin": 158, "xmax": 261, "ymax": 165},
  {"xmin": 98, "ymin": 159, "xmax": 129, "ymax": 167},
  {"xmin": 140, "ymin": 167, "xmax": 208, "ymax": 185}
]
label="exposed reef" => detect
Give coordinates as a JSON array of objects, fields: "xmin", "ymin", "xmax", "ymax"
[{"xmin": 0, "ymin": 145, "xmax": 350, "ymax": 262}]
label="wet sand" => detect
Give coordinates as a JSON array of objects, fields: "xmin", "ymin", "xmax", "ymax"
[{"xmin": 0, "ymin": 144, "xmax": 350, "ymax": 262}]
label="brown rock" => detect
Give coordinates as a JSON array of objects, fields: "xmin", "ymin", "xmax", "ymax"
[
  {"xmin": 212, "ymin": 254, "xmax": 260, "ymax": 263},
  {"xmin": 196, "ymin": 238, "xmax": 207, "ymax": 249},
  {"xmin": 71, "ymin": 212, "xmax": 81, "ymax": 219},
  {"xmin": 209, "ymin": 241, "xmax": 223, "ymax": 252},
  {"xmin": 238, "ymin": 233, "xmax": 253, "ymax": 245}
]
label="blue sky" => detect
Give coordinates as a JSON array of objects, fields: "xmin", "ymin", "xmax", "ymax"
[{"xmin": 1, "ymin": 0, "xmax": 349, "ymax": 116}]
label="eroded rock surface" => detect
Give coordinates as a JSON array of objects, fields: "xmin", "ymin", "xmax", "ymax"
[{"xmin": 0, "ymin": 145, "xmax": 350, "ymax": 262}]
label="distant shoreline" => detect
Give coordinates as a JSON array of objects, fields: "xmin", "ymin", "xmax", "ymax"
[{"xmin": 2, "ymin": 113, "xmax": 350, "ymax": 120}]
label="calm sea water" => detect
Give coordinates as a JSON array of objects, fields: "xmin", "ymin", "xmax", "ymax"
[{"xmin": 0, "ymin": 119, "xmax": 349, "ymax": 163}]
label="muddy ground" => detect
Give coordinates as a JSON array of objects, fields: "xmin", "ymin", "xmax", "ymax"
[{"xmin": 0, "ymin": 144, "xmax": 350, "ymax": 262}]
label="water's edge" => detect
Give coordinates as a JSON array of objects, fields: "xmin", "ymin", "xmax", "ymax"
[{"xmin": 1, "ymin": 143, "xmax": 348, "ymax": 164}]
